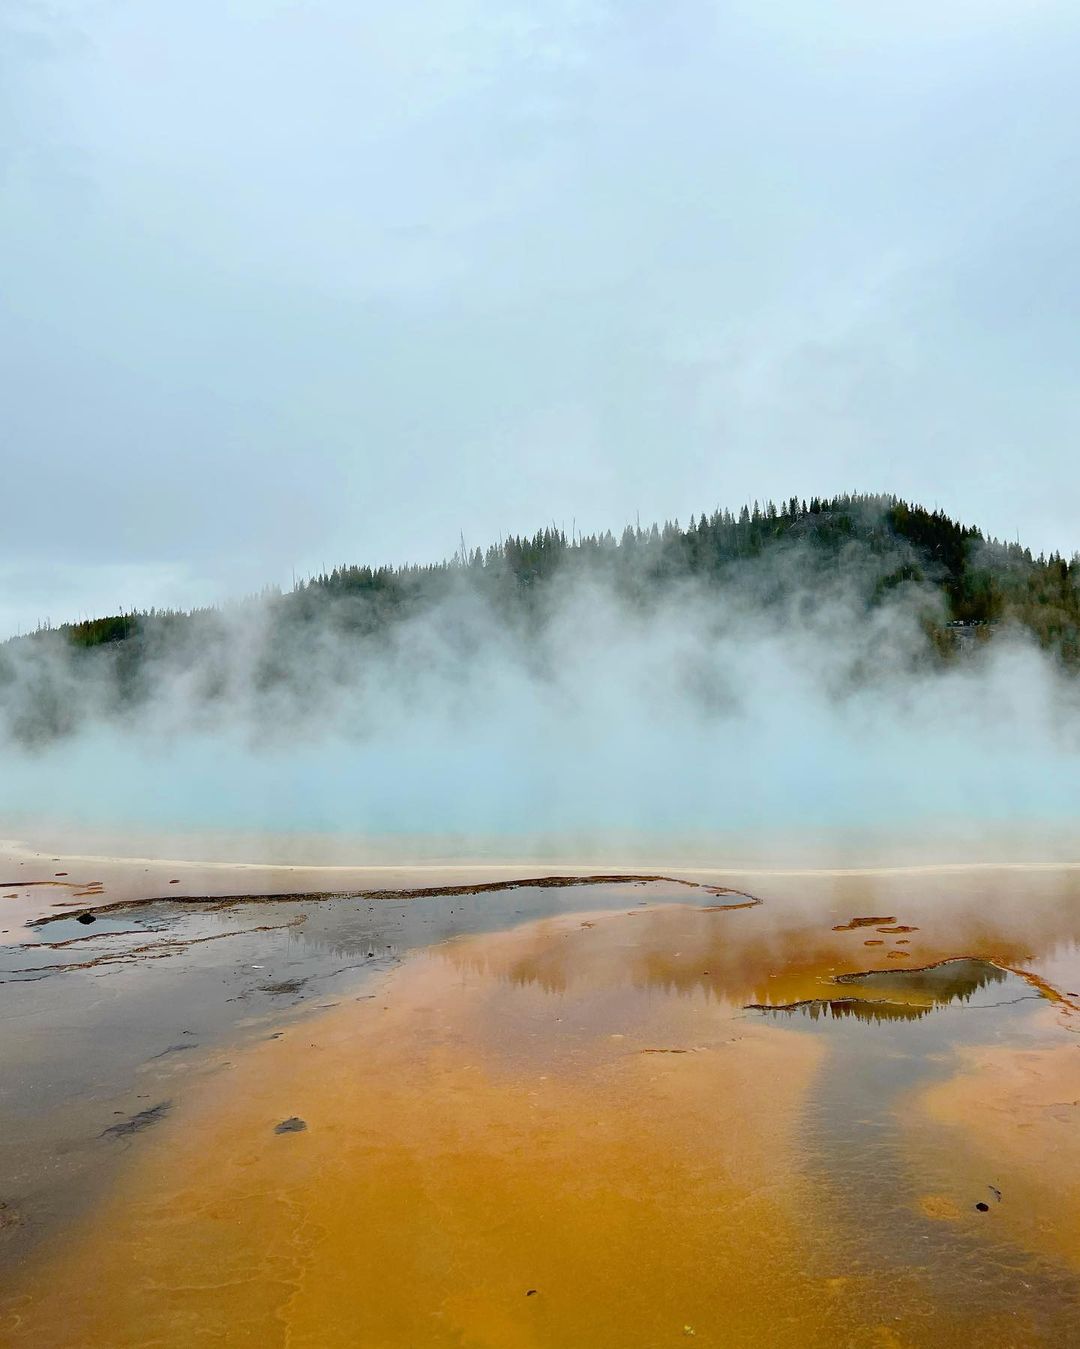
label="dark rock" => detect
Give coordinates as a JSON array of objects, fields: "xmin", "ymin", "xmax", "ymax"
[
  {"xmin": 975, "ymin": 1201, "xmax": 990, "ymax": 1212},
  {"xmin": 275, "ymin": 1116, "xmax": 307, "ymax": 1134},
  {"xmin": 76, "ymin": 912, "xmax": 96, "ymax": 925},
  {"xmin": 101, "ymin": 1100, "xmax": 171, "ymax": 1139}
]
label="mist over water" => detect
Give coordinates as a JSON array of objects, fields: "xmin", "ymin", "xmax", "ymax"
[{"xmin": 2, "ymin": 541, "xmax": 1078, "ymax": 860}]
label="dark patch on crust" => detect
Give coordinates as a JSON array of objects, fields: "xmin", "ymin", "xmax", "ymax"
[
  {"xmin": 259, "ymin": 978, "xmax": 307, "ymax": 997},
  {"xmin": 149, "ymin": 1042, "xmax": 197, "ymax": 1060}
]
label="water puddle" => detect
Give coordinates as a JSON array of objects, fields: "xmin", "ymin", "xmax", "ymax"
[{"xmin": 1, "ymin": 873, "xmax": 1079, "ymax": 1345}]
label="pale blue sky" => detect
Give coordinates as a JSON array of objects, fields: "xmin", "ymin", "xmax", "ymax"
[{"xmin": 3, "ymin": 0, "xmax": 1079, "ymax": 635}]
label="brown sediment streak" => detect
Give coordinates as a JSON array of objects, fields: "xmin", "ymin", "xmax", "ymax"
[
  {"xmin": 34, "ymin": 928, "xmax": 158, "ymax": 950},
  {"xmin": 0, "ymin": 880, "xmax": 103, "ymax": 889},
  {"xmin": 832, "ymin": 915, "xmax": 896, "ymax": 930},
  {"xmin": 27, "ymin": 874, "xmax": 763, "ymax": 927},
  {"xmin": 8, "ymin": 919, "xmax": 305, "ymax": 974}
]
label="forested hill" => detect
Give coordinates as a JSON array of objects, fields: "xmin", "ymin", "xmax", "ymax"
[
  {"xmin": 2, "ymin": 493, "xmax": 1079, "ymax": 744},
  {"xmin": 53, "ymin": 493, "xmax": 1078, "ymax": 657}
]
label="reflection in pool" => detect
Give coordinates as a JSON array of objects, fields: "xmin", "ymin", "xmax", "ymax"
[{"xmin": 751, "ymin": 956, "xmax": 1013, "ymax": 1021}]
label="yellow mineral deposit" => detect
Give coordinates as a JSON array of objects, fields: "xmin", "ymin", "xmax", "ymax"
[
  {"xmin": 4, "ymin": 884, "xmax": 1080, "ymax": 1347},
  {"xmin": 3, "ymin": 916, "xmax": 844, "ymax": 1347},
  {"xmin": 911, "ymin": 1031, "xmax": 1080, "ymax": 1273}
]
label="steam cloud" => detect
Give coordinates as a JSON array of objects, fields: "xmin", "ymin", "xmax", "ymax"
[{"xmin": 1, "ymin": 532, "xmax": 1078, "ymax": 863}]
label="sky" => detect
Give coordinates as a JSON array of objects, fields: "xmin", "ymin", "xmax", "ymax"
[{"xmin": 3, "ymin": 0, "xmax": 1079, "ymax": 637}]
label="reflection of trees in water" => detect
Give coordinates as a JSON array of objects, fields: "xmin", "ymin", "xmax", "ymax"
[
  {"xmin": 436, "ymin": 910, "xmax": 864, "ymax": 1006},
  {"xmin": 755, "ymin": 998, "xmax": 936, "ymax": 1023},
  {"xmin": 836, "ymin": 958, "xmax": 1007, "ymax": 1002},
  {"xmin": 755, "ymin": 959, "xmax": 1010, "ymax": 1024},
  {"xmin": 432, "ymin": 911, "xmax": 1034, "ymax": 1024}
]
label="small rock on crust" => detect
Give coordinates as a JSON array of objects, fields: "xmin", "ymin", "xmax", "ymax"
[{"xmin": 274, "ymin": 1116, "xmax": 307, "ymax": 1134}]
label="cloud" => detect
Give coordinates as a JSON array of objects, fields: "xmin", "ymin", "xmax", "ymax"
[{"xmin": 1, "ymin": 0, "xmax": 1079, "ymax": 633}]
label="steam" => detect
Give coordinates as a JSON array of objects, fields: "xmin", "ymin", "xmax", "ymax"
[{"xmin": 1, "ymin": 532, "xmax": 1078, "ymax": 863}]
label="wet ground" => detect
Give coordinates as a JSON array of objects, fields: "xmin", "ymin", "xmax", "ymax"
[{"xmin": 1, "ymin": 867, "xmax": 1079, "ymax": 1345}]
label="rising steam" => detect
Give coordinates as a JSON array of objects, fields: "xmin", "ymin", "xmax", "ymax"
[{"xmin": 1, "ymin": 525, "xmax": 1078, "ymax": 863}]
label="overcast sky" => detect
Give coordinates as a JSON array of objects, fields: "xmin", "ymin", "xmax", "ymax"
[{"xmin": 2, "ymin": 0, "xmax": 1079, "ymax": 635}]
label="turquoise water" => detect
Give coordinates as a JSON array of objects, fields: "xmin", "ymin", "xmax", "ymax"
[{"xmin": 3, "ymin": 717, "xmax": 1080, "ymax": 843}]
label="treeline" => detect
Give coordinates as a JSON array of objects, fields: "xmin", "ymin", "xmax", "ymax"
[
  {"xmin": 1, "ymin": 493, "xmax": 1079, "ymax": 744},
  {"xmin": 48, "ymin": 492, "xmax": 1080, "ymax": 661}
]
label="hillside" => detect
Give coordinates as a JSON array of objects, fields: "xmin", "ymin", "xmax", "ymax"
[
  {"xmin": 2, "ymin": 493, "xmax": 1078, "ymax": 744},
  {"xmin": 48, "ymin": 493, "xmax": 1080, "ymax": 650}
]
